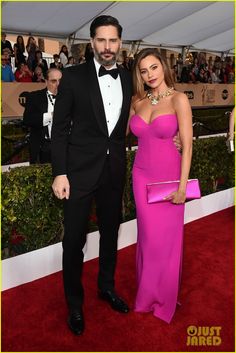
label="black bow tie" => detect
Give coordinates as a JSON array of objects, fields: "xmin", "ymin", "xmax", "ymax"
[
  {"xmin": 98, "ymin": 66, "xmax": 119, "ymax": 79},
  {"xmin": 51, "ymin": 94, "xmax": 56, "ymax": 99}
]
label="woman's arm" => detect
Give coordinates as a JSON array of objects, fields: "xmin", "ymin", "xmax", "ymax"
[{"xmin": 167, "ymin": 92, "xmax": 193, "ymax": 204}]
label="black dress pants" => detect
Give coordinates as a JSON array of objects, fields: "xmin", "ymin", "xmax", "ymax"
[
  {"xmin": 39, "ymin": 139, "xmax": 51, "ymax": 164},
  {"xmin": 62, "ymin": 157, "xmax": 123, "ymax": 312}
]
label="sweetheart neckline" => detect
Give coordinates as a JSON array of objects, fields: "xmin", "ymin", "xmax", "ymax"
[{"xmin": 132, "ymin": 114, "xmax": 177, "ymax": 125}]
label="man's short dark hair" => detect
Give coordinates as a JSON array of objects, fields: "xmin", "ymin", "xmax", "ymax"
[{"xmin": 90, "ymin": 15, "xmax": 122, "ymax": 39}]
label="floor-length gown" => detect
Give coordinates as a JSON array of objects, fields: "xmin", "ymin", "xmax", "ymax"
[{"xmin": 129, "ymin": 114, "xmax": 184, "ymax": 323}]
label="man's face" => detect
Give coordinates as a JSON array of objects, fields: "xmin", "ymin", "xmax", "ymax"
[
  {"xmin": 90, "ymin": 25, "xmax": 121, "ymax": 68},
  {"xmin": 46, "ymin": 70, "xmax": 62, "ymax": 95}
]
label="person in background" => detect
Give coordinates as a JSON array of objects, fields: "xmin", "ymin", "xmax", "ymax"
[
  {"xmin": 14, "ymin": 35, "xmax": 26, "ymax": 67},
  {"xmin": 15, "ymin": 62, "xmax": 33, "ymax": 82},
  {"xmin": 1, "ymin": 54, "xmax": 15, "ymax": 82},
  {"xmin": 226, "ymin": 107, "xmax": 235, "ymax": 153},
  {"xmin": 26, "ymin": 36, "xmax": 38, "ymax": 70},
  {"xmin": 189, "ymin": 65, "xmax": 196, "ymax": 83},
  {"xmin": 1, "ymin": 32, "xmax": 13, "ymax": 56},
  {"xmin": 121, "ymin": 55, "xmax": 133, "ymax": 71},
  {"xmin": 59, "ymin": 45, "xmax": 69, "ymax": 67},
  {"xmin": 227, "ymin": 71, "xmax": 234, "ymax": 83},
  {"xmin": 228, "ymin": 107, "xmax": 235, "ymax": 139},
  {"xmin": 2, "ymin": 48, "xmax": 12, "ymax": 67},
  {"xmin": 180, "ymin": 66, "xmax": 190, "ymax": 83},
  {"xmin": 172, "ymin": 64, "xmax": 179, "ymax": 83},
  {"xmin": 84, "ymin": 42, "xmax": 94, "ymax": 62},
  {"xmin": 128, "ymin": 48, "xmax": 192, "ymax": 324},
  {"xmin": 65, "ymin": 56, "xmax": 75, "ymax": 68},
  {"xmin": 23, "ymin": 68, "xmax": 62, "ymax": 164},
  {"xmin": 196, "ymin": 67, "xmax": 207, "ymax": 83},
  {"xmin": 32, "ymin": 66, "xmax": 45, "ymax": 82},
  {"xmin": 50, "ymin": 54, "xmax": 63, "ymax": 70},
  {"xmin": 32, "ymin": 50, "xmax": 48, "ymax": 77}
]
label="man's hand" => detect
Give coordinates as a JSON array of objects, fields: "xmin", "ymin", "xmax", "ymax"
[
  {"xmin": 52, "ymin": 175, "xmax": 70, "ymax": 199},
  {"xmin": 173, "ymin": 132, "xmax": 182, "ymax": 152}
]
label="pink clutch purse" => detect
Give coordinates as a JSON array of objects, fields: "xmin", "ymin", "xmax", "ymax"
[{"xmin": 147, "ymin": 179, "xmax": 201, "ymax": 203}]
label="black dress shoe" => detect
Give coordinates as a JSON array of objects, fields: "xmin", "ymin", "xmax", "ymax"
[
  {"xmin": 99, "ymin": 290, "xmax": 129, "ymax": 313},
  {"xmin": 67, "ymin": 311, "xmax": 84, "ymax": 335}
]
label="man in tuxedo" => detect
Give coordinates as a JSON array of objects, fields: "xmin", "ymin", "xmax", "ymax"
[
  {"xmin": 51, "ymin": 15, "xmax": 132, "ymax": 335},
  {"xmin": 23, "ymin": 68, "xmax": 62, "ymax": 163}
]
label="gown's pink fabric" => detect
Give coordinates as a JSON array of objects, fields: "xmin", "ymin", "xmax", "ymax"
[{"xmin": 129, "ymin": 114, "xmax": 184, "ymax": 323}]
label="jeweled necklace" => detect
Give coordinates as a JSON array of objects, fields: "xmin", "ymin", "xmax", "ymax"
[{"xmin": 147, "ymin": 86, "xmax": 174, "ymax": 105}]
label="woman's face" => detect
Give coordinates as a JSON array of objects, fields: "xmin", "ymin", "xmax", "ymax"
[{"xmin": 139, "ymin": 55, "xmax": 165, "ymax": 89}]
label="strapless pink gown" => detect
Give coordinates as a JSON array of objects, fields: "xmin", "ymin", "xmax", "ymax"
[{"xmin": 129, "ymin": 114, "xmax": 184, "ymax": 323}]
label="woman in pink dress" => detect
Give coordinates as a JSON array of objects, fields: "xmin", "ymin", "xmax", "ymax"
[{"xmin": 128, "ymin": 48, "xmax": 193, "ymax": 323}]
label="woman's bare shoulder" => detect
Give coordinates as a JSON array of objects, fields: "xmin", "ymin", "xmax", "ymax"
[{"xmin": 172, "ymin": 90, "xmax": 189, "ymax": 103}]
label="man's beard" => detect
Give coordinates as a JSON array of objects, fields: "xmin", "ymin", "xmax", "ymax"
[{"xmin": 93, "ymin": 49, "xmax": 119, "ymax": 67}]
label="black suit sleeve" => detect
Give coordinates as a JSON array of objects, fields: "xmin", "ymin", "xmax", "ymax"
[
  {"xmin": 23, "ymin": 92, "xmax": 45, "ymax": 128},
  {"xmin": 51, "ymin": 69, "xmax": 74, "ymax": 176}
]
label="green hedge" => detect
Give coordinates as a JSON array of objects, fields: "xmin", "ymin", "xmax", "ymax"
[{"xmin": 2, "ymin": 136, "xmax": 234, "ymax": 259}]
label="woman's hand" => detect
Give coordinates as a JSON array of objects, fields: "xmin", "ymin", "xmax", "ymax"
[{"xmin": 164, "ymin": 189, "xmax": 186, "ymax": 204}]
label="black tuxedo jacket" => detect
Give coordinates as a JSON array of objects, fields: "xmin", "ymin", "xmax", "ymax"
[
  {"xmin": 23, "ymin": 88, "xmax": 48, "ymax": 163},
  {"xmin": 51, "ymin": 60, "xmax": 132, "ymax": 196}
]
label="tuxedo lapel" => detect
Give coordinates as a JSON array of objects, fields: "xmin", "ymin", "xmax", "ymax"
[{"xmin": 87, "ymin": 60, "xmax": 108, "ymax": 136}]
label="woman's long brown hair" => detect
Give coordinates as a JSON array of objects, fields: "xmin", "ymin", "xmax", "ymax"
[{"xmin": 132, "ymin": 48, "xmax": 174, "ymax": 99}]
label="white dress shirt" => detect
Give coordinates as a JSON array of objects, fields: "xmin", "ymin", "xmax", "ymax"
[
  {"xmin": 43, "ymin": 90, "xmax": 55, "ymax": 139},
  {"xmin": 94, "ymin": 58, "xmax": 123, "ymax": 136}
]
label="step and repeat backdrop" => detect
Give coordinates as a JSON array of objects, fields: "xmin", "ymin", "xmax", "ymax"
[{"xmin": 2, "ymin": 82, "xmax": 234, "ymax": 119}]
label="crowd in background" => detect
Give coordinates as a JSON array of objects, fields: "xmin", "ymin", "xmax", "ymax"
[
  {"xmin": 172, "ymin": 52, "xmax": 235, "ymax": 84},
  {"xmin": 1, "ymin": 32, "xmax": 235, "ymax": 84},
  {"xmin": 1, "ymin": 33, "xmax": 76, "ymax": 83}
]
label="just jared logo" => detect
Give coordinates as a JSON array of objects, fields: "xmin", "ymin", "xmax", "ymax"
[{"xmin": 186, "ymin": 325, "xmax": 222, "ymax": 346}]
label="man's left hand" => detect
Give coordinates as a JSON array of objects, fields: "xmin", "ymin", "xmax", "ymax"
[{"xmin": 173, "ymin": 132, "xmax": 182, "ymax": 152}]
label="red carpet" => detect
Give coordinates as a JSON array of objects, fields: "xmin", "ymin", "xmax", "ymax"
[{"xmin": 1, "ymin": 207, "xmax": 234, "ymax": 352}]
